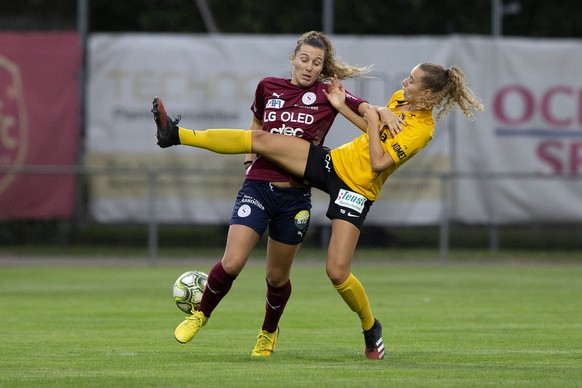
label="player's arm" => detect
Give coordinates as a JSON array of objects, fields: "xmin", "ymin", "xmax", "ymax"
[
  {"xmin": 324, "ymin": 75, "xmax": 405, "ymax": 135},
  {"xmin": 244, "ymin": 116, "xmax": 262, "ymax": 168},
  {"xmin": 358, "ymin": 102, "xmax": 406, "ymax": 137},
  {"xmin": 341, "ymin": 104, "xmax": 368, "ymax": 133},
  {"xmin": 323, "ymin": 75, "xmax": 368, "ymax": 132},
  {"xmin": 339, "ymin": 98, "xmax": 405, "ymax": 137},
  {"xmin": 365, "ymin": 107, "xmax": 395, "ymax": 173},
  {"xmin": 375, "ymin": 106, "xmax": 406, "ymax": 137}
]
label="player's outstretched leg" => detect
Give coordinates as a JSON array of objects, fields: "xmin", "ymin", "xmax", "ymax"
[
  {"xmin": 362, "ymin": 318, "xmax": 385, "ymax": 360},
  {"xmin": 251, "ymin": 327, "xmax": 279, "ymax": 357},
  {"xmin": 152, "ymin": 97, "xmax": 181, "ymax": 148},
  {"xmin": 174, "ymin": 310, "xmax": 208, "ymax": 344}
]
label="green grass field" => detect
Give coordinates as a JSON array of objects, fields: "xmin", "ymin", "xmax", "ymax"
[{"xmin": 1, "ymin": 258, "xmax": 581, "ymax": 387}]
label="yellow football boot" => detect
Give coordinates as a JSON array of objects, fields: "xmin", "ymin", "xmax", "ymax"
[
  {"xmin": 174, "ymin": 310, "xmax": 208, "ymax": 344},
  {"xmin": 251, "ymin": 328, "xmax": 279, "ymax": 357}
]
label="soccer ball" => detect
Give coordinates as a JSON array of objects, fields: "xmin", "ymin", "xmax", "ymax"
[{"xmin": 172, "ymin": 270, "xmax": 208, "ymax": 314}]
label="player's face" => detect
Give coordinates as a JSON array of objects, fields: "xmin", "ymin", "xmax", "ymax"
[
  {"xmin": 401, "ymin": 65, "xmax": 428, "ymax": 104},
  {"xmin": 290, "ymin": 44, "xmax": 325, "ymax": 88}
]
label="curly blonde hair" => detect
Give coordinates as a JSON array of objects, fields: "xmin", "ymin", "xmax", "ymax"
[
  {"xmin": 291, "ymin": 31, "xmax": 372, "ymax": 81},
  {"xmin": 416, "ymin": 63, "xmax": 484, "ymax": 121}
]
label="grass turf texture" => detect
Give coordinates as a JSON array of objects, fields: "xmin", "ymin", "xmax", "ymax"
[{"xmin": 1, "ymin": 262, "xmax": 581, "ymax": 387}]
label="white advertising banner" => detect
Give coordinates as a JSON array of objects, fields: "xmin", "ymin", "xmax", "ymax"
[
  {"xmin": 86, "ymin": 34, "xmax": 582, "ymax": 225},
  {"xmin": 452, "ymin": 37, "xmax": 582, "ymax": 223},
  {"xmin": 86, "ymin": 34, "xmax": 452, "ymax": 224}
]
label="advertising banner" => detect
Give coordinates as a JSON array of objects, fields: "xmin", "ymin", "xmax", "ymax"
[
  {"xmin": 86, "ymin": 34, "xmax": 582, "ymax": 225},
  {"xmin": 86, "ymin": 34, "xmax": 451, "ymax": 224},
  {"xmin": 0, "ymin": 32, "xmax": 81, "ymax": 219},
  {"xmin": 452, "ymin": 37, "xmax": 582, "ymax": 223}
]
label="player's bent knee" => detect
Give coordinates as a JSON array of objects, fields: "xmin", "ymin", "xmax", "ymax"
[
  {"xmin": 326, "ymin": 268, "xmax": 349, "ymax": 285},
  {"xmin": 220, "ymin": 258, "xmax": 247, "ymax": 276},
  {"xmin": 266, "ymin": 276, "xmax": 290, "ymax": 288}
]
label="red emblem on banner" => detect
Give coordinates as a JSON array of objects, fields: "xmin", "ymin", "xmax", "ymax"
[{"xmin": 0, "ymin": 55, "xmax": 28, "ymax": 195}]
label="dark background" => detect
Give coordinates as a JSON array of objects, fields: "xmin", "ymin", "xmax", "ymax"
[{"xmin": 1, "ymin": 0, "xmax": 581, "ymax": 38}]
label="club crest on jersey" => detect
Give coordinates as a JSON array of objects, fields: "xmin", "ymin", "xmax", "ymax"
[
  {"xmin": 302, "ymin": 92, "xmax": 317, "ymax": 105},
  {"xmin": 334, "ymin": 189, "xmax": 366, "ymax": 214},
  {"xmin": 266, "ymin": 98, "xmax": 285, "ymax": 109}
]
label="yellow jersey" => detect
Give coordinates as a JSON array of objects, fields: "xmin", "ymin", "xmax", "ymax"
[{"xmin": 330, "ymin": 90, "xmax": 435, "ymax": 201}]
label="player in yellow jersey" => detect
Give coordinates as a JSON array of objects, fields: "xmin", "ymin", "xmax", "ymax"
[{"xmin": 153, "ymin": 62, "xmax": 483, "ymax": 360}]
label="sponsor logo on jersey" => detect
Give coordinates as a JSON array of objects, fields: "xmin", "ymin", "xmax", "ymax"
[
  {"xmin": 264, "ymin": 111, "xmax": 314, "ymax": 125},
  {"xmin": 270, "ymin": 125, "xmax": 305, "ymax": 137},
  {"xmin": 334, "ymin": 189, "xmax": 366, "ymax": 214},
  {"xmin": 294, "ymin": 104, "xmax": 319, "ymax": 111},
  {"xmin": 392, "ymin": 142, "xmax": 407, "ymax": 160},
  {"xmin": 266, "ymin": 98, "xmax": 285, "ymax": 109}
]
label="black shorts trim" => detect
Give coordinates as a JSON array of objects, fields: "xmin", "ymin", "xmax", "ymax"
[{"xmin": 304, "ymin": 145, "xmax": 373, "ymax": 229}]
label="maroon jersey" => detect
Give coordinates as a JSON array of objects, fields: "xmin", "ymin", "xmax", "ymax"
[{"xmin": 246, "ymin": 77, "xmax": 366, "ymax": 183}]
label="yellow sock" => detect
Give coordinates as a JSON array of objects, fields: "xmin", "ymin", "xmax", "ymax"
[
  {"xmin": 334, "ymin": 273, "xmax": 375, "ymax": 331},
  {"xmin": 178, "ymin": 127, "xmax": 252, "ymax": 154}
]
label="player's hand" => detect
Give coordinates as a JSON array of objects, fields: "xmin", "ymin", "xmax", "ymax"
[
  {"xmin": 378, "ymin": 107, "xmax": 406, "ymax": 137},
  {"xmin": 364, "ymin": 107, "xmax": 381, "ymax": 132},
  {"xmin": 322, "ymin": 74, "xmax": 346, "ymax": 109}
]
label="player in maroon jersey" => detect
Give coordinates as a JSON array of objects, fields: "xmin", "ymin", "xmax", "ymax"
[
  {"xmin": 168, "ymin": 31, "xmax": 391, "ymax": 358},
  {"xmin": 155, "ymin": 62, "xmax": 483, "ymax": 360}
]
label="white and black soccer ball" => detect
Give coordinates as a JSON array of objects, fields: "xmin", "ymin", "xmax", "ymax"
[{"xmin": 172, "ymin": 270, "xmax": 208, "ymax": 314}]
